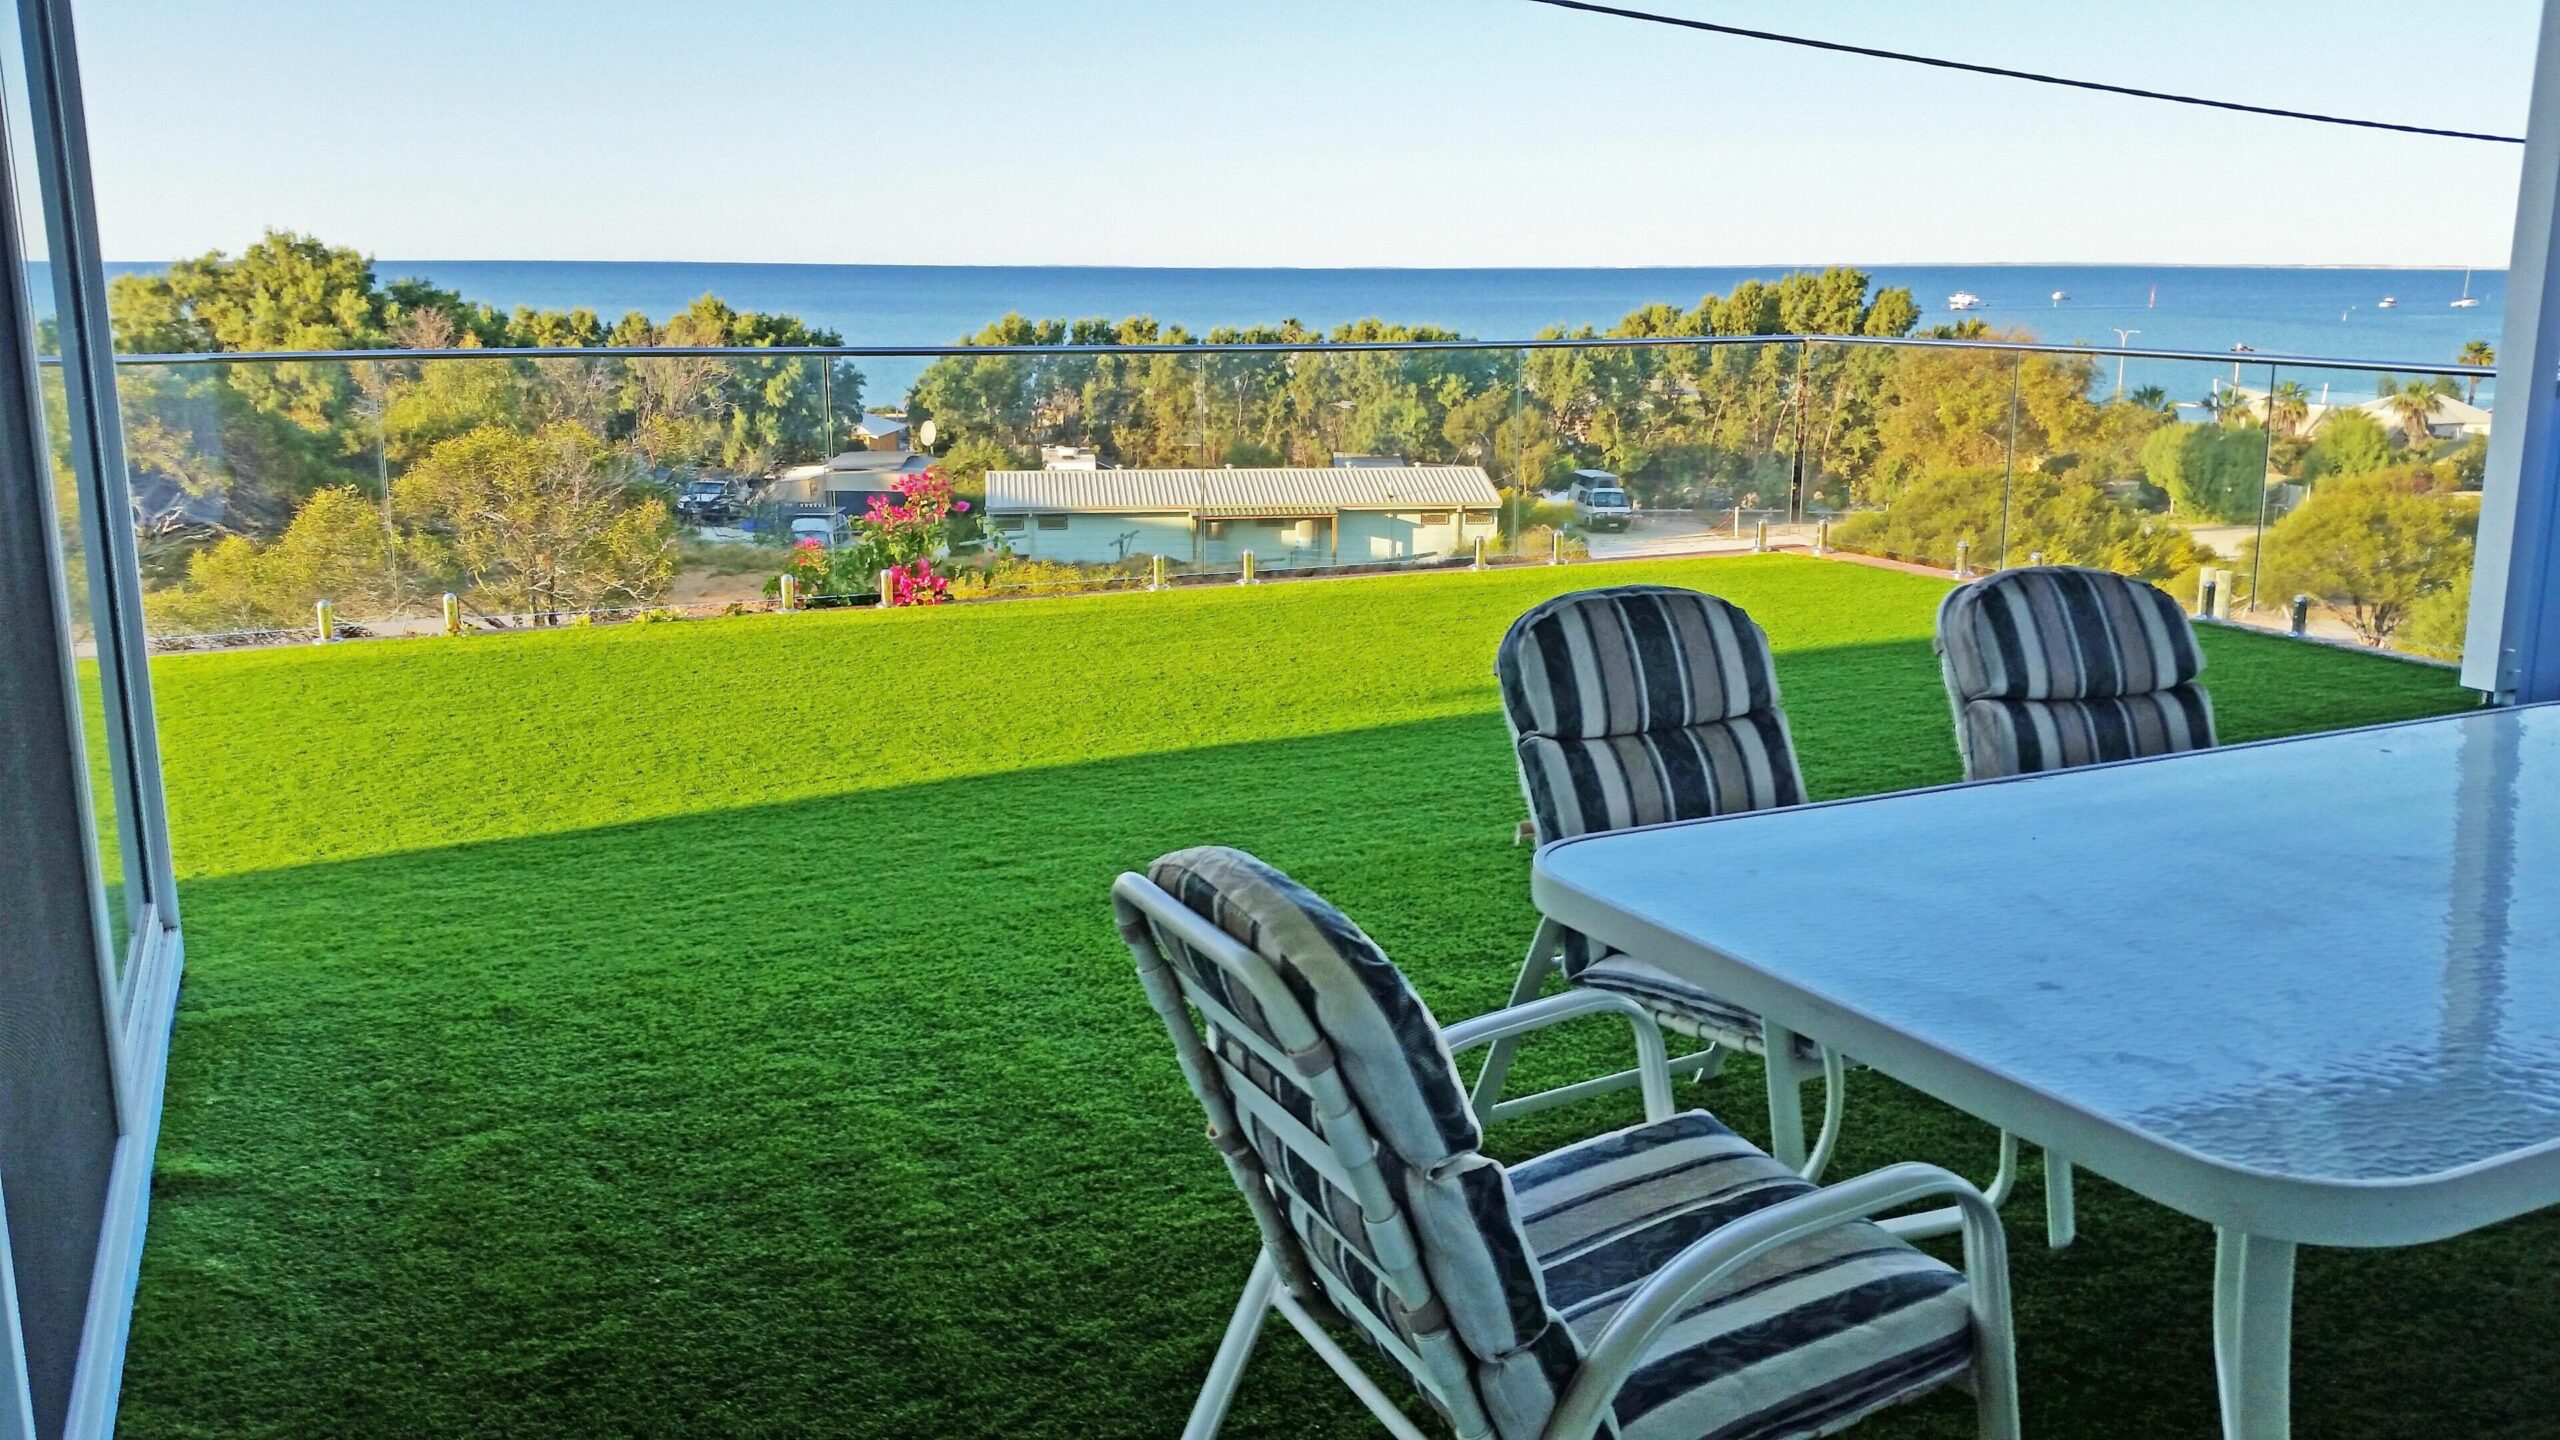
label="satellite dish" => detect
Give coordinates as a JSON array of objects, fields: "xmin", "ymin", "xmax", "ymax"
[{"xmin": 918, "ymin": 419, "xmax": 938, "ymax": 448}]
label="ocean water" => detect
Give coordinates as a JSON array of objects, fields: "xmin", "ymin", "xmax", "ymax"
[{"xmin": 100, "ymin": 260, "xmax": 2508, "ymax": 405}]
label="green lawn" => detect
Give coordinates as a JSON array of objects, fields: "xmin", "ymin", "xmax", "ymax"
[{"xmin": 123, "ymin": 554, "xmax": 2528, "ymax": 1440}]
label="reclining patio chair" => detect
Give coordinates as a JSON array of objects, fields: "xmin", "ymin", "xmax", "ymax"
[
  {"xmin": 1468, "ymin": 586, "xmax": 1850, "ymax": 1177},
  {"xmin": 1115, "ymin": 845, "xmax": 2019, "ymax": 1440},
  {"xmin": 1936, "ymin": 563, "xmax": 2219, "ymax": 1246}
]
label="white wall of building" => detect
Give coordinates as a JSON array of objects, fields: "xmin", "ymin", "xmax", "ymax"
[{"xmin": 991, "ymin": 507, "xmax": 1496, "ymax": 567}]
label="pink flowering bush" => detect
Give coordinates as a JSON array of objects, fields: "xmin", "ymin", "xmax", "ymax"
[
  {"xmin": 858, "ymin": 467, "xmax": 966, "ymax": 606},
  {"xmin": 885, "ymin": 558, "xmax": 949, "ymax": 606}
]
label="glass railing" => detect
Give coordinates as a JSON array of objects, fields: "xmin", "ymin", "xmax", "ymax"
[{"xmin": 89, "ymin": 334, "xmax": 2488, "ymax": 663}]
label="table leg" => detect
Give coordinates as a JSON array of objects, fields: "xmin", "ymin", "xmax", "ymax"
[
  {"xmin": 2212, "ymin": 1228, "xmax": 2295, "ymax": 1439},
  {"xmin": 1761, "ymin": 1020, "xmax": 1808, "ymax": 1171}
]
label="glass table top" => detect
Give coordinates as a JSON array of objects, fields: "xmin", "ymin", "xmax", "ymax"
[{"xmin": 1537, "ymin": 706, "xmax": 2560, "ymax": 1184}]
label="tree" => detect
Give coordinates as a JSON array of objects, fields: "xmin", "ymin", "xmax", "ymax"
[
  {"xmin": 1827, "ymin": 465, "xmax": 2206, "ymax": 579},
  {"xmin": 2375, "ymin": 374, "xmax": 2454, "ymax": 447},
  {"xmin": 2141, "ymin": 422, "xmax": 2265, "ymax": 522},
  {"xmin": 2126, "ymin": 385, "xmax": 2172, "ymax": 414},
  {"xmin": 393, "ymin": 424, "xmax": 675, "ymax": 619},
  {"xmin": 2264, "ymin": 381, "xmax": 2311, "ymax": 440},
  {"xmin": 2456, "ymin": 341, "xmax": 2495, "ymax": 404},
  {"xmin": 2251, "ymin": 471, "xmax": 2469, "ymax": 644},
  {"xmin": 2300, "ymin": 408, "xmax": 2392, "ymax": 483},
  {"xmin": 141, "ymin": 484, "xmax": 446, "ymax": 633}
]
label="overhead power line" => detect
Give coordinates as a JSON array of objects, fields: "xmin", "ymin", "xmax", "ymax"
[{"xmin": 1523, "ymin": 0, "xmax": 2526, "ymax": 144}]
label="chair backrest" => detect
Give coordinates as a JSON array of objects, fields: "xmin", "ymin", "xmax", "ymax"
[
  {"xmin": 1496, "ymin": 585, "xmax": 1805, "ymax": 844},
  {"xmin": 1115, "ymin": 846, "xmax": 1584, "ymax": 1440},
  {"xmin": 1935, "ymin": 565, "xmax": 2216, "ymax": 781}
]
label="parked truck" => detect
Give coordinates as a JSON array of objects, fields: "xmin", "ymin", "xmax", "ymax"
[{"xmin": 1567, "ymin": 470, "xmax": 1635, "ymax": 532}]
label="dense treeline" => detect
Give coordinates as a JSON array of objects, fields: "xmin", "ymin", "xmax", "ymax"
[{"xmin": 101, "ymin": 234, "xmax": 2483, "ymax": 648}]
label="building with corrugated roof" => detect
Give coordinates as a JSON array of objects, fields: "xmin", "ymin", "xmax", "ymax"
[{"xmin": 984, "ymin": 465, "xmax": 1500, "ymax": 567}]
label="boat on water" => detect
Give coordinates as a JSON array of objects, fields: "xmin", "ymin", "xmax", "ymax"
[
  {"xmin": 1947, "ymin": 291, "xmax": 1985, "ymax": 311},
  {"xmin": 2378, "ymin": 296, "xmax": 2399, "ymax": 309},
  {"xmin": 2453, "ymin": 267, "xmax": 2482, "ymax": 308},
  {"xmin": 2050, "ymin": 290, "xmax": 2068, "ymax": 305}
]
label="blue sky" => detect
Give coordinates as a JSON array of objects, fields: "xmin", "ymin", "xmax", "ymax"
[{"xmin": 70, "ymin": 0, "xmax": 2540, "ymax": 267}]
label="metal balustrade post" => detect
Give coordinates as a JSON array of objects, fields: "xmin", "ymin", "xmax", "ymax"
[
  {"xmin": 1753, "ymin": 520, "xmax": 1768, "ymax": 553},
  {"xmin": 1473, "ymin": 535, "xmax": 1487, "ymax": 571},
  {"xmin": 1954, "ymin": 540, "xmax": 1971, "ymax": 578},
  {"xmin": 877, "ymin": 568, "xmax": 896, "ymax": 607},
  {"xmin": 1240, "ymin": 551, "xmax": 1255, "ymax": 585},
  {"xmin": 441, "ymin": 592, "xmax": 460, "ymax": 635},
  {"xmin": 777, "ymin": 574, "xmax": 796, "ymax": 612},
  {"xmin": 1814, "ymin": 518, "xmax": 1829, "ymax": 556},
  {"xmin": 1149, "ymin": 554, "xmax": 1165, "ymax": 591},
  {"xmin": 2291, "ymin": 595, "xmax": 2310, "ymax": 635},
  {"xmin": 2200, "ymin": 575, "xmax": 2219, "ymax": 619},
  {"xmin": 313, "ymin": 599, "xmax": 334, "ymax": 643}
]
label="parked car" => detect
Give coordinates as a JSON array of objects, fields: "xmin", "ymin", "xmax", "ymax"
[
  {"xmin": 788, "ymin": 514, "xmax": 841, "ymax": 548},
  {"xmin": 678, "ymin": 478, "xmax": 738, "ymax": 524},
  {"xmin": 1568, "ymin": 470, "xmax": 1635, "ymax": 531}
]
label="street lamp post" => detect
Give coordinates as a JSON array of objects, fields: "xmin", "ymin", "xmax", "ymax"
[{"xmin": 2110, "ymin": 327, "xmax": 2141, "ymax": 398}]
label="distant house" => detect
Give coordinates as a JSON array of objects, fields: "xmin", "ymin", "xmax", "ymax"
[
  {"xmin": 1330, "ymin": 453, "xmax": 1408, "ymax": 468},
  {"xmin": 1040, "ymin": 444, "xmax": 1104, "ymax": 471},
  {"xmin": 768, "ymin": 450, "xmax": 938, "ymax": 522},
  {"xmin": 2352, "ymin": 391, "xmax": 2492, "ymax": 441},
  {"xmin": 850, "ymin": 413, "xmax": 910, "ymax": 452},
  {"xmin": 984, "ymin": 465, "xmax": 1501, "ymax": 567}
]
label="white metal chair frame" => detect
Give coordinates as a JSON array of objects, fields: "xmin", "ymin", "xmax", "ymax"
[{"xmin": 1116, "ymin": 870, "xmax": 2021, "ymax": 1440}]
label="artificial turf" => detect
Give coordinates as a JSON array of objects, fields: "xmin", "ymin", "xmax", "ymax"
[{"xmin": 118, "ymin": 554, "xmax": 2530, "ymax": 1439}]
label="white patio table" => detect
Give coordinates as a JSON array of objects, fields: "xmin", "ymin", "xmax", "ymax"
[{"xmin": 1531, "ymin": 703, "xmax": 2560, "ymax": 1439}]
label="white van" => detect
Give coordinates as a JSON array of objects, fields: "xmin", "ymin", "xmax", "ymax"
[
  {"xmin": 788, "ymin": 514, "xmax": 841, "ymax": 548},
  {"xmin": 1568, "ymin": 470, "xmax": 1635, "ymax": 532}
]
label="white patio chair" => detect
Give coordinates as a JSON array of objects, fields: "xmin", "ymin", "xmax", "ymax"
[
  {"xmin": 1468, "ymin": 586, "xmax": 1855, "ymax": 1181},
  {"xmin": 1937, "ymin": 562, "xmax": 2220, "ymax": 1247},
  {"xmin": 1115, "ymin": 845, "xmax": 2019, "ymax": 1440}
]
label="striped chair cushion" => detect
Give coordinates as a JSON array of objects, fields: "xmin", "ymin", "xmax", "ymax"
[
  {"xmin": 1500, "ymin": 585, "xmax": 1784, "ymax": 740},
  {"xmin": 1512, "ymin": 1111, "xmax": 1974, "ymax": 1440},
  {"xmin": 1516, "ymin": 713, "xmax": 1805, "ymax": 842},
  {"xmin": 1146, "ymin": 846, "xmax": 1582, "ymax": 1439},
  {"xmin": 1573, "ymin": 952, "xmax": 1823, "ymax": 1062},
  {"xmin": 1958, "ymin": 688, "xmax": 2217, "ymax": 781},
  {"xmin": 1938, "ymin": 565, "xmax": 2204, "ymax": 702},
  {"xmin": 1148, "ymin": 846, "xmax": 1481, "ymax": 1168}
]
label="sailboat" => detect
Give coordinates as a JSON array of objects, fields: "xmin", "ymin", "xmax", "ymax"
[
  {"xmin": 2452, "ymin": 267, "xmax": 2482, "ymax": 308},
  {"xmin": 1946, "ymin": 291, "xmax": 1985, "ymax": 311},
  {"xmin": 2147, "ymin": 282, "xmax": 2157, "ymax": 309}
]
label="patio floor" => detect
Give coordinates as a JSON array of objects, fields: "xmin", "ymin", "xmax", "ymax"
[{"xmin": 123, "ymin": 555, "xmax": 2524, "ymax": 1439}]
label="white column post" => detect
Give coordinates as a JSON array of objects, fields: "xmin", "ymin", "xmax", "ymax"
[{"xmin": 2465, "ymin": 0, "xmax": 2560, "ymax": 698}]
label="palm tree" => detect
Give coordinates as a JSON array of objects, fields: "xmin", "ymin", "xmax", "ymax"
[
  {"xmin": 2457, "ymin": 340, "xmax": 2495, "ymax": 404},
  {"xmin": 2201, "ymin": 384, "xmax": 2256, "ymax": 426},
  {"xmin": 2266, "ymin": 381, "xmax": 2311, "ymax": 439},
  {"xmin": 2127, "ymin": 384, "xmax": 2172, "ymax": 414},
  {"xmin": 2377, "ymin": 374, "xmax": 2453, "ymax": 447}
]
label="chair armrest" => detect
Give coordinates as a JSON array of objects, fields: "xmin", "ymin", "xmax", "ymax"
[
  {"xmin": 1441, "ymin": 990, "xmax": 1674, "ymax": 1121},
  {"xmin": 1542, "ymin": 1162, "xmax": 2016, "ymax": 1440}
]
